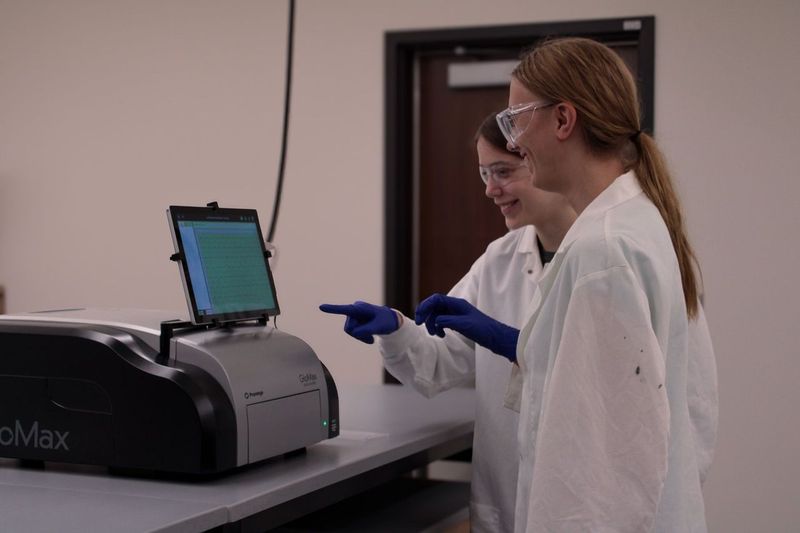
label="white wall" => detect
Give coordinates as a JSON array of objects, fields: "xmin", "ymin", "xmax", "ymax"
[{"xmin": 1, "ymin": 0, "xmax": 799, "ymax": 531}]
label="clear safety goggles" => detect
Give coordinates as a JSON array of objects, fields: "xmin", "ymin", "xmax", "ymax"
[
  {"xmin": 478, "ymin": 161, "xmax": 527, "ymax": 187},
  {"xmin": 495, "ymin": 100, "xmax": 555, "ymax": 147}
]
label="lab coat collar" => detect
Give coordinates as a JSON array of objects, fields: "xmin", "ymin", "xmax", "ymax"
[
  {"xmin": 516, "ymin": 225, "xmax": 538, "ymax": 255},
  {"xmin": 517, "ymin": 225, "xmax": 545, "ymax": 279},
  {"xmin": 557, "ymin": 170, "xmax": 642, "ymax": 253}
]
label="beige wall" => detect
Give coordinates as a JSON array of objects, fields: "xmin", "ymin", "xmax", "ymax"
[{"xmin": 1, "ymin": 0, "xmax": 799, "ymax": 530}]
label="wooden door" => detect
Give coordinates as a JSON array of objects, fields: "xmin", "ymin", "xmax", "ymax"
[{"xmin": 416, "ymin": 56, "xmax": 511, "ymax": 300}]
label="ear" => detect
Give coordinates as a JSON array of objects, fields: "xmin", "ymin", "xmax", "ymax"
[{"xmin": 553, "ymin": 102, "xmax": 578, "ymax": 141}]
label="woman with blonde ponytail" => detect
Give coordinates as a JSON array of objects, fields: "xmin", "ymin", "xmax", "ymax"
[
  {"xmin": 418, "ymin": 37, "xmax": 717, "ymax": 532},
  {"xmin": 499, "ymin": 37, "xmax": 715, "ymax": 532}
]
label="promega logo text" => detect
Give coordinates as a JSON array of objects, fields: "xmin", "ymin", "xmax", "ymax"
[{"xmin": 0, "ymin": 420, "xmax": 70, "ymax": 451}]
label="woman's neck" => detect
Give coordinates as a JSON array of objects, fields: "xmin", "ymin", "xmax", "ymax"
[
  {"xmin": 563, "ymin": 156, "xmax": 625, "ymax": 214},
  {"xmin": 535, "ymin": 210, "xmax": 576, "ymax": 252}
]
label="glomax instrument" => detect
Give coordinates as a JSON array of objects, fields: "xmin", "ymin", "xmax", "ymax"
[{"xmin": 0, "ymin": 203, "xmax": 338, "ymax": 474}]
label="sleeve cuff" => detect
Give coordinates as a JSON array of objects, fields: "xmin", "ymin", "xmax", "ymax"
[{"xmin": 378, "ymin": 317, "xmax": 424, "ymax": 359}]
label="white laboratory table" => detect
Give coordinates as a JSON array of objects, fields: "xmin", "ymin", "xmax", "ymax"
[{"xmin": 0, "ymin": 383, "xmax": 475, "ymax": 533}]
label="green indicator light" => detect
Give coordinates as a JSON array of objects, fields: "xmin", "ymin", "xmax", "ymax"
[{"xmin": 323, "ymin": 420, "xmax": 328, "ymax": 427}]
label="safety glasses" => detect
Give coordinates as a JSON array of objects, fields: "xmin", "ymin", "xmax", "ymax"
[
  {"xmin": 478, "ymin": 161, "xmax": 527, "ymax": 187},
  {"xmin": 495, "ymin": 101, "xmax": 555, "ymax": 147}
]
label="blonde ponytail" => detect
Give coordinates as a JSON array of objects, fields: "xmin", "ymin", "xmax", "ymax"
[{"xmin": 634, "ymin": 133, "xmax": 700, "ymax": 318}]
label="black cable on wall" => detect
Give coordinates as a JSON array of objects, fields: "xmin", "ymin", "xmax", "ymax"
[{"xmin": 266, "ymin": 0, "xmax": 295, "ymax": 243}]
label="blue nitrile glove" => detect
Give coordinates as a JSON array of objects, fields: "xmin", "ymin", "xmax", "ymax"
[
  {"xmin": 319, "ymin": 301, "xmax": 400, "ymax": 345},
  {"xmin": 414, "ymin": 293, "xmax": 519, "ymax": 362}
]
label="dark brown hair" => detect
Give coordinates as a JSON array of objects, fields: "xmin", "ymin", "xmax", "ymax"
[{"xmin": 474, "ymin": 110, "xmax": 516, "ymax": 153}]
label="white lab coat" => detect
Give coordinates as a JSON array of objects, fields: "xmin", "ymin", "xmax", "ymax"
[
  {"xmin": 687, "ymin": 305, "xmax": 718, "ymax": 485},
  {"xmin": 509, "ymin": 171, "xmax": 712, "ymax": 532},
  {"xmin": 379, "ymin": 225, "xmax": 543, "ymax": 533}
]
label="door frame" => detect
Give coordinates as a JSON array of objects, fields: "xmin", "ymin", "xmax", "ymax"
[
  {"xmin": 384, "ymin": 16, "xmax": 655, "ymax": 317},
  {"xmin": 384, "ymin": 16, "xmax": 655, "ymax": 316}
]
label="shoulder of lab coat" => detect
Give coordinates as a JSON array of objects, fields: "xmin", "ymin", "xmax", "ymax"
[{"xmin": 561, "ymin": 171, "xmax": 718, "ymax": 488}]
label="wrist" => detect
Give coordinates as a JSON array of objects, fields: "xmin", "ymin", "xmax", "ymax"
[{"xmin": 394, "ymin": 310, "xmax": 403, "ymax": 327}]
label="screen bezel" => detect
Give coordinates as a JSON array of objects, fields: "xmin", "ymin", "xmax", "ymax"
[{"xmin": 167, "ymin": 205, "xmax": 280, "ymax": 325}]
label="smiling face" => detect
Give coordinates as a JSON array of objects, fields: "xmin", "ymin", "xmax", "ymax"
[
  {"xmin": 477, "ymin": 135, "xmax": 569, "ymax": 231},
  {"xmin": 507, "ymin": 77, "xmax": 562, "ymax": 193}
]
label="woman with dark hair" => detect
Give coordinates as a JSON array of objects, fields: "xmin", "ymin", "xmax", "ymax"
[
  {"xmin": 321, "ymin": 112, "xmax": 576, "ymax": 532},
  {"xmin": 426, "ymin": 38, "xmax": 717, "ymax": 532}
]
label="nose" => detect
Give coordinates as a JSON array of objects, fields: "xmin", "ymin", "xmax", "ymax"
[{"xmin": 485, "ymin": 177, "xmax": 503, "ymax": 198}]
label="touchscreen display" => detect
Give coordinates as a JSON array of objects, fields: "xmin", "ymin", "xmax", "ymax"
[{"xmin": 168, "ymin": 206, "xmax": 279, "ymax": 324}]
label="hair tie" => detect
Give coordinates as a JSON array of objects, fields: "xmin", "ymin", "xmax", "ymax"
[{"xmin": 631, "ymin": 129, "xmax": 644, "ymax": 141}]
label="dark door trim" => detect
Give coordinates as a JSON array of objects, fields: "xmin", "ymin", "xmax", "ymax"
[{"xmin": 384, "ymin": 16, "xmax": 655, "ymax": 317}]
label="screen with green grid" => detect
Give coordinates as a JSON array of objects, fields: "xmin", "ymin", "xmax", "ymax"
[{"xmin": 178, "ymin": 219, "xmax": 276, "ymax": 318}]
